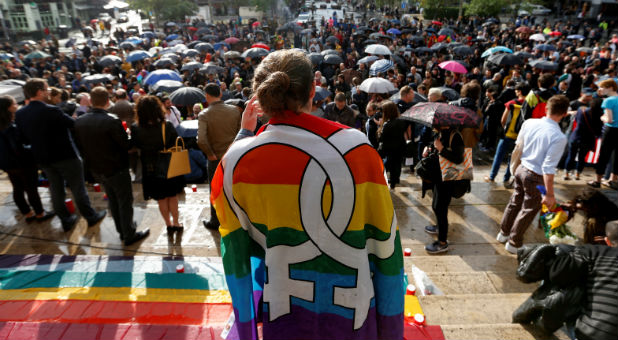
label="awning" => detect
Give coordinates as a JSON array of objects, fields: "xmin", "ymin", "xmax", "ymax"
[{"xmin": 103, "ymin": 0, "xmax": 129, "ymax": 9}]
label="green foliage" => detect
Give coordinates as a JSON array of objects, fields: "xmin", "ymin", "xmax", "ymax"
[
  {"xmin": 127, "ymin": 0, "xmax": 197, "ymax": 24},
  {"xmin": 464, "ymin": 0, "xmax": 505, "ymax": 17},
  {"xmin": 251, "ymin": 0, "xmax": 273, "ymax": 14},
  {"xmin": 421, "ymin": 0, "xmax": 460, "ymax": 19}
]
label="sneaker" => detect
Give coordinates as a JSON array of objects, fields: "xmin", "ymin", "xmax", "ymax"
[
  {"xmin": 484, "ymin": 175, "xmax": 494, "ymax": 183},
  {"xmin": 505, "ymin": 242, "xmax": 520, "ymax": 254},
  {"xmin": 424, "ymin": 225, "xmax": 438, "ymax": 235},
  {"xmin": 425, "ymin": 240, "xmax": 449, "ymax": 254},
  {"xmin": 496, "ymin": 231, "xmax": 509, "ymax": 243}
]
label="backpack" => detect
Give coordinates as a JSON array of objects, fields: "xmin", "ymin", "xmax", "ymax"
[
  {"xmin": 531, "ymin": 92, "xmax": 548, "ymax": 119},
  {"xmin": 505, "ymin": 102, "xmax": 523, "ymax": 139}
]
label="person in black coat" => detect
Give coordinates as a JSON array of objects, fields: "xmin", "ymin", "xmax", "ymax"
[
  {"xmin": 15, "ymin": 78, "xmax": 105, "ymax": 231},
  {"xmin": 378, "ymin": 100, "xmax": 408, "ymax": 189},
  {"xmin": 0, "ymin": 95, "xmax": 53, "ymax": 222},
  {"xmin": 74, "ymin": 87, "xmax": 149, "ymax": 245}
]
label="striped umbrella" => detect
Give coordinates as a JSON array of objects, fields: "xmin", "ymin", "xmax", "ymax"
[{"xmin": 369, "ymin": 59, "xmax": 394, "ymax": 76}]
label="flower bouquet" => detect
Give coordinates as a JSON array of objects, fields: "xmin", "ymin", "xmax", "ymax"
[{"xmin": 537, "ymin": 185, "xmax": 578, "ymax": 245}]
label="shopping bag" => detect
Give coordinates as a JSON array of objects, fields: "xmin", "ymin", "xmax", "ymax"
[
  {"xmin": 439, "ymin": 147, "xmax": 473, "ymax": 181},
  {"xmin": 584, "ymin": 138, "xmax": 602, "ymax": 164},
  {"xmin": 155, "ymin": 123, "xmax": 191, "ymax": 179}
]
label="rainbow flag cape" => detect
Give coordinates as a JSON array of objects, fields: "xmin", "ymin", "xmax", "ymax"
[
  {"xmin": 0, "ymin": 254, "xmax": 233, "ymax": 340},
  {"xmin": 212, "ymin": 112, "xmax": 404, "ymax": 340}
]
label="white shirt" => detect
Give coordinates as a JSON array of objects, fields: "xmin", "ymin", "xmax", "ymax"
[{"xmin": 517, "ymin": 117, "xmax": 567, "ymax": 175}]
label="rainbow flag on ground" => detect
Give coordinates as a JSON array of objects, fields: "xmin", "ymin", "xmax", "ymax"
[
  {"xmin": 211, "ymin": 112, "xmax": 405, "ymax": 340},
  {"xmin": 0, "ymin": 254, "xmax": 233, "ymax": 340}
]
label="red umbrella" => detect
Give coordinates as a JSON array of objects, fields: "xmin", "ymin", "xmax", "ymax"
[
  {"xmin": 90, "ymin": 19, "xmax": 98, "ymax": 24},
  {"xmin": 251, "ymin": 43, "xmax": 270, "ymax": 51},
  {"xmin": 515, "ymin": 26, "xmax": 532, "ymax": 34},
  {"xmin": 431, "ymin": 21, "xmax": 443, "ymax": 26},
  {"xmin": 401, "ymin": 102, "xmax": 481, "ymax": 128},
  {"xmin": 187, "ymin": 27, "xmax": 198, "ymax": 32},
  {"xmin": 549, "ymin": 31, "xmax": 562, "ymax": 36},
  {"xmin": 225, "ymin": 37, "xmax": 240, "ymax": 44},
  {"xmin": 252, "ymin": 21, "xmax": 261, "ymax": 27}
]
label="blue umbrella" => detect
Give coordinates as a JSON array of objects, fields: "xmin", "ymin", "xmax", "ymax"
[
  {"xmin": 126, "ymin": 50, "xmax": 152, "ymax": 62},
  {"xmin": 141, "ymin": 31, "xmax": 155, "ymax": 39},
  {"xmin": 166, "ymin": 34, "xmax": 179, "ymax": 41},
  {"xmin": 314, "ymin": 86, "xmax": 331, "ymax": 102},
  {"xmin": 425, "ymin": 28, "xmax": 437, "ymax": 33},
  {"xmin": 125, "ymin": 37, "xmax": 143, "ymax": 45},
  {"xmin": 534, "ymin": 44, "xmax": 557, "ymax": 52},
  {"xmin": 390, "ymin": 19, "xmax": 400, "ymax": 25},
  {"xmin": 119, "ymin": 41, "xmax": 136, "ymax": 49},
  {"xmin": 357, "ymin": 55, "xmax": 378, "ymax": 64},
  {"xmin": 213, "ymin": 42, "xmax": 231, "ymax": 51},
  {"xmin": 567, "ymin": 34, "xmax": 585, "ymax": 40},
  {"xmin": 387, "ymin": 28, "xmax": 401, "ymax": 35},
  {"xmin": 143, "ymin": 69, "xmax": 182, "ymax": 86},
  {"xmin": 481, "ymin": 46, "xmax": 513, "ymax": 58},
  {"xmin": 0, "ymin": 53, "xmax": 14, "ymax": 60},
  {"xmin": 369, "ymin": 59, "xmax": 394, "ymax": 76}
]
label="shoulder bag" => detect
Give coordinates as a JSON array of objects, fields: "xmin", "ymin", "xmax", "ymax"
[
  {"xmin": 155, "ymin": 122, "xmax": 191, "ymax": 179},
  {"xmin": 439, "ymin": 131, "xmax": 473, "ymax": 181}
]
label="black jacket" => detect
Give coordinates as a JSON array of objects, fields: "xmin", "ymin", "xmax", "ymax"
[
  {"xmin": 378, "ymin": 118, "xmax": 408, "ymax": 154},
  {"xmin": 74, "ymin": 108, "xmax": 130, "ymax": 177},
  {"xmin": 15, "ymin": 100, "xmax": 79, "ymax": 165}
]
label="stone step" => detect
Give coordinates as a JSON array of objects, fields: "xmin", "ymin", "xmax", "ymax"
[
  {"xmin": 404, "ymin": 255, "xmax": 518, "ymax": 274},
  {"xmin": 417, "ymin": 271, "xmax": 538, "ymax": 295},
  {"xmin": 440, "ymin": 323, "xmax": 571, "ymax": 340},
  {"xmin": 418, "ymin": 293, "xmax": 530, "ymax": 325}
]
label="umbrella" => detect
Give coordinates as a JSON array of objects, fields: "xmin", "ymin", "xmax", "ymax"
[
  {"xmin": 119, "ymin": 41, "xmax": 136, "ymax": 49},
  {"xmin": 151, "ymin": 80, "xmax": 184, "ymax": 93},
  {"xmin": 409, "ymin": 35, "xmax": 425, "ymax": 43},
  {"xmin": 126, "ymin": 50, "xmax": 152, "ymax": 62},
  {"xmin": 224, "ymin": 51, "xmax": 242, "ymax": 59},
  {"xmin": 414, "ymin": 47, "xmax": 433, "ymax": 54},
  {"xmin": 365, "ymin": 44, "xmax": 391, "ymax": 55},
  {"xmin": 515, "ymin": 26, "xmax": 532, "ymax": 34},
  {"xmin": 166, "ymin": 22, "xmax": 177, "ymax": 27},
  {"xmin": 321, "ymin": 49, "xmax": 339, "ymax": 56},
  {"xmin": 141, "ymin": 31, "xmax": 156, "ymax": 39},
  {"xmin": 308, "ymin": 52, "xmax": 323, "ymax": 64},
  {"xmin": 252, "ymin": 21, "xmax": 261, "ymax": 27},
  {"xmin": 369, "ymin": 59, "xmax": 394, "ymax": 75},
  {"xmin": 514, "ymin": 51, "xmax": 535, "ymax": 59},
  {"xmin": 83, "ymin": 73, "xmax": 114, "ymax": 84},
  {"xmin": 529, "ymin": 59, "xmax": 558, "ymax": 71},
  {"xmin": 0, "ymin": 79, "xmax": 25, "ymax": 86},
  {"xmin": 17, "ymin": 40, "xmax": 36, "ymax": 46},
  {"xmin": 153, "ymin": 58, "xmax": 175, "ymax": 68},
  {"xmin": 535, "ymin": 44, "xmax": 557, "ymax": 52},
  {"xmin": 201, "ymin": 34, "xmax": 218, "ymax": 41},
  {"xmin": 438, "ymin": 60, "xmax": 467, "ymax": 74},
  {"xmin": 169, "ymin": 87, "xmax": 205, "ymax": 106},
  {"xmin": 436, "ymin": 87, "xmax": 460, "ymax": 101},
  {"xmin": 161, "ymin": 53, "xmax": 180, "ymax": 62},
  {"xmin": 529, "ymin": 33, "xmax": 546, "ymax": 42},
  {"xmin": 251, "ymin": 43, "xmax": 270, "ymax": 50},
  {"xmin": 487, "ymin": 53, "xmax": 523, "ymax": 66},
  {"xmin": 431, "ymin": 21, "xmax": 443, "ymax": 26},
  {"xmin": 199, "ymin": 62, "xmax": 225, "ymax": 74},
  {"xmin": 225, "ymin": 37, "xmax": 240, "ymax": 44},
  {"xmin": 180, "ymin": 61, "xmax": 202, "ymax": 72},
  {"xmin": 438, "ymin": 28, "xmax": 455, "ymax": 37},
  {"xmin": 387, "ymin": 28, "xmax": 401, "ymax": 35},
  {"xmin": 430, "ymin": 42, "xmax": 448, "ymax": 51},
  {"xmin": 357, "ymin": 55, "xmax": 379, "ymax": 64},
  {"xmin": 323, "ymin": 54, "xmax": 343, "ymax": 65},
  {"xmin": 144, "ymin": 69, "xmax": 182, "ymax": 85},
  {"xmin": 24, "ymin": 51, "xmax": 51, "ymax": 60},
  {"xmin": 485, "ymin": 18, "xmax": 500, "ymax": 24},
  {"xmin": 301, "ymin": 28, "xmax": 314, "ymax": 35},
  {"xmin": 313, "ymin": 86, "xmax": 331, "ymax": 102},
  {"xmin": 241, "ymin": 48, "xmax": 269, "ymax": 58},
  {"xmin": 481, "ymin": 46, "xmax": 513, "ymax": 58},
  {"xmin": 196, "ymin": 27, "xmax": 211, "ymax": 35},
  {"xmin": 576, "ymin": 47, "xmax": 593, "ymax": 54},
  {"xmin": 425, "ymin": 27, "xmax": 437, "ymax": 33},
  {"xmin": 98, "ymin": 55, "xmax": 122, "ymax": 67},
  {"xmin": 390, "ymin": 19, "xmax": 401, "ymax": 25},
  {"xmin": 325, "ymin": 36, "xmax": 340, "ymax": 44},
  {"xmin": 358, "ymin": 77, "xmax": 397, "ymax": 94},
  {"xmin": 453, "ymin": 46, "xmax": 474, "ymax": 56},
  {"xmin": 148, "ymin": 46, "xmax": 162, "ymax": 55},
  {"xmin": 548, "ymin": 31, "xmax": 562, "ymax": 37},
  {"xmin": 194, "ymin": 42, "xmax": 214, "ymax": 53},
  {"xmin": 369, "ymin": 33, "xmax": 392, "ymax": 40},
  {"xmin": 391, "ymin": 55, "xmax": 406, "ymax": 68},
  {"xmin": 125, "ymin": 37, "xmax": 143, "ymax": 45},
  {"xmin": 401, "ymin": 102, "xmax": 480, "ymax": 128},
  {"xmin": 213, "ymin": 42, "xmax": 230, "ymax": 51},
  {"xmin": 182, "ymin": 49, "xmax": 200, "ymax": 58},
  {"xmin": 166, "ymin": 34, "xmax": 179, "ymax": 41},
  {"xmin": 186, "ymin": 41, "xmax": 202, "ymax": 48},
  {"xmin": 567, "ymin": 34, "xmax": 585, "ymax": 40},
  {"xmin": 0, "ymin": 53, "xmax": 14, "ymax": 60}
]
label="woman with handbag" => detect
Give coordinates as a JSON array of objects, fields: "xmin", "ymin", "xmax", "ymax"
[
  {"xmin": 378, "ymin": 100, "xmax": 408, "ymax": 189},
  {"xmin": 424, "ymin": 126, "xmax": 466, "ymax": 254},
  {"xmin": 131, "ymin": 95, "xmax": 186, "ymax": 233},
  {"xmin": 565, "ymin": 98, "xmax": 602, "ymax": 180}
]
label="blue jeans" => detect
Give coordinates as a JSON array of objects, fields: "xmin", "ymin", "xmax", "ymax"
[
  {"xmin": 41, "ymin": 157, "xmax": 97, "ymax": 225},
  {"xmin": 489, "ymin": 137, "xmax": 516, "ymax": 182}
]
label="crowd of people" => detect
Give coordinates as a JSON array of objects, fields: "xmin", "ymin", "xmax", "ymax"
[{"xmin": 0, "ymin": 6, "xmax": 617, "ymax": 339}]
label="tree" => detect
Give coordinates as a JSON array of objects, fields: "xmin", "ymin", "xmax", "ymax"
[
  {"xmin": 127, "ymin": 0, "xmax": 197, "ymax": 26},
  {"xmin": 464, "ymin": 0, "xmax": 506, "ymax": 17}
]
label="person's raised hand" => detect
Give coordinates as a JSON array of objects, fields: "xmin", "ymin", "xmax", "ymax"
[{"xmin": 241, "ymin": 96, "xmax": 262, "ymax": 132}]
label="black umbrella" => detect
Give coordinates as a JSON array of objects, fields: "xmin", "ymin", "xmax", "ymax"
[
  {"xmin": 199, "ymin": 62, "xmax": 225, "ymax": 74},
  {"xmin": 362, "ymin": 39, "xmax": 378, "ymax": 45},
  {"xmin": 514, "ymin": 51, "xmax": 535, "ymax": 59},
  {"xmin": 370, "ymin": 33, "xmax": 392, "ymax": 40},
  {"xmin": 196, "ymin": 27, "xmax": 211, "ymax": 35},
  {"xmin": 119, "ymin": 41, "xmax": 136, "ymax": 50},
  {"xmin": 98, "ymin": 55, "xmax": 122, "ymax": 67},
  {"xmin": 151, "ymin": 80, "xmax": 184, "ymax": 93},
  {"xmin": 170, "ymin": 87, "xmax": 206, "ymax": 106},
  {"xmin": 321, "ymin": 49, "xmax": 339, "ymax": 56},
  {"xmin": 415, "ymin": 47, "xmax": 433, "ymax": 54},
  {"xmin": 323, "ymin": 54, "xmax": 343, "ymax": 65},
  {"xmin": 436, "ymin": 87, "xmax": 460, "ymax": 101},
  {"xmin": 186, "ymin": 40, "xmax": 203, "ymax": 48},
  {"xmin": 153, "ymin": 58, "xmax": 175, "ymax": 68},
  {"xmin": 201, "ymin": 34, "xmax": 218, "ymax": 41},
  {"xmin": 438, "ymin": 28, "xmax": 455, "ymax": 36},
  {"xmin": 241, "ymin": 48, "xmax": 269, "ymax": 59},
  {"xmin": 409, "ymin": 35, "xmax": 425, "ymax": 43},
  {"xmin": 180, "ymin": 61, "xmax": 202, "ymax": 71},
  {"xmin": 182, "ymin": 49, "xmax": 200, "ymax": 58},
  {"xmin": 401, "ymin": 28, "xmax": 415, "ymax": 34},
  {"xmin": 529, "ymin": 59, "xmax": 558, "ymax": 71},
  {"xmin": 453, "ymin": 45, "xmax": 474, "ymax": 56},
  {"xmin": 391, "ymin": 55, "xmax": 406, "ymax": 68},
  {"xmin": 83, "ymin": 73, "xmax": 114, "ymax": 84},
  {"xmin": 161, "ymin": 53, "xmax": 180, "ymax": 62},
  {"xmin": 308, "ymin": 52, "xmax": 323, "ymax": 64},
  {"xmin": 431, "ymin": 42, "xmax": 448, "ymax": 51},
  {"xmin": 195, "ymin": 42, "xmax": 214, "ymax": 53},
  {"xmin": 326, "ymin": 36, "xmax": 340, "ymax": 44},
  {"xmin": 488, "ymin": 53, "xmax": 523, "ymax": 66},
  {"xmin": 224, "ymin": 51, "xmax": 242, "ymax": 59}
]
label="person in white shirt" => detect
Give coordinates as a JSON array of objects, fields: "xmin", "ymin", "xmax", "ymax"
[{"xmin": 497, "ymin": 95, "xmax": 569, "ymax": 254}]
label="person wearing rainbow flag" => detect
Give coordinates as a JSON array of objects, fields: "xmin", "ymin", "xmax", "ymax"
[{"xmin": 211, "ymin": 49, "xmax": 404, "ymax": 340}]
